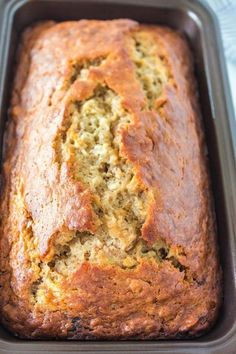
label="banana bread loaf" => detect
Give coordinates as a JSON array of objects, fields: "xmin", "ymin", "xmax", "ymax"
[{"xmin": 0, "ymin": 19, "xmax": 221, "ymax": 339}]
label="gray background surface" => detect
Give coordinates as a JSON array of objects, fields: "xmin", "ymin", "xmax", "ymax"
[{"xmin": 205, "ymin": 0, "xmax": 236, "ymax": 116}]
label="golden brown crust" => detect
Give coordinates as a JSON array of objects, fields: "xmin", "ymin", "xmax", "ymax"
[{"xmin": 0, "ymin": 19, "xmax": 221, "ymax": 339}]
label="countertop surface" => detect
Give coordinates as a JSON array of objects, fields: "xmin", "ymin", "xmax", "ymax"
[{"xmin": 205, "ymin": 0, "xmax": 236, "ymax": 117}]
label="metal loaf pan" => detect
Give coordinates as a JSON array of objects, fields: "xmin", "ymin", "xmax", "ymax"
[{"xmin": 0, "ymin": 0, "xmax": 235, "ymax": 353}]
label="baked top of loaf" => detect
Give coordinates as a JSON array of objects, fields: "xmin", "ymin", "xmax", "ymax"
[{"xmin": 0, "ymin": 19, "xmax": 221, "ymax": 339}]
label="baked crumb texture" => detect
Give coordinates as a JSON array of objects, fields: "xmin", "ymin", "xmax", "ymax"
[{"xmin": 0, "ymin": 20, "xmax": 221, "ymax": 339}]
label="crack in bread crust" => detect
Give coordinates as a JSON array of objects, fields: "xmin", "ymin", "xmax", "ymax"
[
  {"xmin": 32, "ymin": 81, "xmax": 189, "ymax": 302},
  {"xmin": 131, "ymin": 32, "xmax": 169, "ymax": 109},
  {"xmin": 58, "ymin": 86, "xmax": 147, "ymax": 249}
]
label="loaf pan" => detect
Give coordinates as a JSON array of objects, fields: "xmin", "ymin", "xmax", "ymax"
[{"xmin": 0, "ymin": 0, "xmax": 235, "ymax": 353}]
